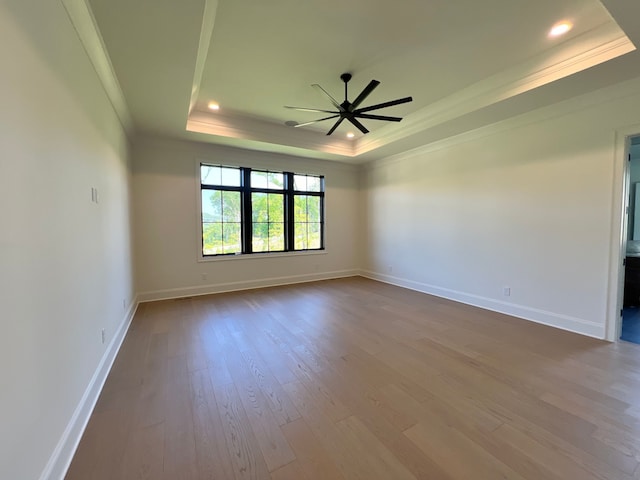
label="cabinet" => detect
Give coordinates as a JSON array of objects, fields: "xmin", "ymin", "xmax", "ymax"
[{"xmin": 624, "ymin": 256, "xmax": 640, "ymax": 307}]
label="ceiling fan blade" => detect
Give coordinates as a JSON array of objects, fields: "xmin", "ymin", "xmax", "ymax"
[
  {"xmin": 356, "ymin": 96, "xmax": 413, "ymax": 113},
  {"xmin": 312, "ymin": 84, "xmax": 345, "ymax": 112},
  {"xmin": 347, "ymin": 117, "xmax": 369, "ymax": 134},
  {"xmin": 326, "ymin": 117, "xmax": 345, "ymax": 136},
  {"xmin": 355, "ymin": 113, "xmax": 403, "ymax": 122},
  {"xmin": 284, "ymin": 106, "xmax": 337, "ymax": 114},
  {"xmin": 294, "ymin": 114, "xmax": 340, "ymax": 128},
  {"xmin": 350, "ymin": 80, "xmax": 380, "ymax": 110}
]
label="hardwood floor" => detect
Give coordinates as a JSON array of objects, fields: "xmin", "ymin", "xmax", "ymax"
[{"xmin": 66, "ymin": 277, "xmax": 640, "ymax": 480}]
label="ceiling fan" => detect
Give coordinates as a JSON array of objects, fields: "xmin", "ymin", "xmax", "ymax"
[{"xmin": 285, "ymin": 73, "xmax": 413, "ymax": 136}]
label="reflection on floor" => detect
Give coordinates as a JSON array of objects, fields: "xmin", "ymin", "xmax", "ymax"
[{"xmin": 621, "ymin": 307, "xmax": 640, "ymax": 344}]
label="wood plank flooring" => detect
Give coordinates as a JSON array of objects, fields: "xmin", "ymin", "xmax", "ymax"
[{"xmin": 66, "ymin": 277, "xmax": 640, "ymax": 480}]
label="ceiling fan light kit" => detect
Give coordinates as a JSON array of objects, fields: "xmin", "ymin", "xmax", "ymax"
[{"xmin": 285, "ymin": 73, "xmax": 413, "ymax": 136}]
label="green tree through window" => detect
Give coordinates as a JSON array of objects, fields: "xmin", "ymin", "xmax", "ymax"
[
  {"xmin": 200, "ymin": 165, "xmax": 324, "ymax": 256},
  {"xmin": 201, "ymin": 166, "xmax": 242, "ymax": 255}
]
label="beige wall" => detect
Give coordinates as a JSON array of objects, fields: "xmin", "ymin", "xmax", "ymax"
[
  {"xmin": 132, "ymin": 135, "xmax": 361, "ymax": 300},
  {"xmin": 0, "ymin": 2, "xmax": 134, "ymax": 479}
]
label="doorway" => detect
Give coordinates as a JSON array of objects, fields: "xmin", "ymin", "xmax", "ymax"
[{"xmin": 620, "ymin": 135, "xmax": 640, "ymax": 344}]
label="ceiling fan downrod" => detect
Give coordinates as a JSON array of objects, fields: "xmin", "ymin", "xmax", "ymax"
[{"xmin": 340, "ymin": 72, "xmax": 352, "ymax": 105}]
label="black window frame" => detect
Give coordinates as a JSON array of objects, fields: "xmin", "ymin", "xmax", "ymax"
[{"xmin": 200, "ymin": 164, "xmax": 325, "ymax": 257}]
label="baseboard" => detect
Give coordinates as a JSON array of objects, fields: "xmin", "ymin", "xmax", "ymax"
[
  {"xmin": 360, "ymin": 270, "xmax": 606, "ymax": 339},
  {"xmin": 40, "ymin": 297, "xmax": 139, "ymax": 480},
  {"xmin": 138, "ymin": 270, "xmax": 359, "ymax": 303}
]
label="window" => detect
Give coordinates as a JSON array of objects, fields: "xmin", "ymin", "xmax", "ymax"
[
  {"xmin": 293, "ymin": 174, "xmax": 323, "ymax": 250},
  {"xmin": 201, "ymin": 166, "xmax": 242, "ymax": 255},
  {"xmin": 200, "ymin": 164, "xmax": 324, "ymax": 256},
  {"xmin": 251, "ymin": 170, "xmax": 285, "ymax": 253}
]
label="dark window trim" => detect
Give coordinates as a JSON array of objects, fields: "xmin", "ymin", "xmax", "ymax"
[{"xmin": 200, "ymin": 164, "xmax": 325, "ymax": 257}]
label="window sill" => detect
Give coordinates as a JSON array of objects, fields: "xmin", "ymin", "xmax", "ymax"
[{"xmin": 197, "ymin": 249, "xmax": 327, "ymax": 263}]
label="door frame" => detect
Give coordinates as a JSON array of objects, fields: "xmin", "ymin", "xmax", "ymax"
[{"xmin": 608, "ymin": 126, "xmax": 640, "ymax": 341}]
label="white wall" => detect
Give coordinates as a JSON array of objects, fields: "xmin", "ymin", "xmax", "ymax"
[
  {"xmin": 3, "ymin": 3, "xmax": 638, "ymax": 478},
  {"xmin": 0, "ymin": 2, "xmax": 134, "ymax": 479},
  {"xmin": 132, "ymin": 135, "xmax": 360, "ymax": 300},
  {"xmin": 362, "ymin": 78, "xmax": 640, "ymax": 340}
]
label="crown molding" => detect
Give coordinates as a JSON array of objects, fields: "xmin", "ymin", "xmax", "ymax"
[
  {"xmin": 355, "ymin": 23, "xmax": 634, "ymax": 157},
  {"xmin": 60, "ymin": 0, "xmax": 133, "ymax": 135},
  {"xmin": 367, "ymin": 75, "xmax": 640, "ymax": 170},
  {"xmin": 187, "ymin": 110, "xmax": 355, "ymax": 157},
  {"xmin": 188, "ymin": 0, "xmax": 219, "ymax": 114}
]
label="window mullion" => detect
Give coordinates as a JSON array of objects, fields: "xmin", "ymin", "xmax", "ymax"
[
  {"xmin": 286, "ymin": 172, "xmax": 294, "ymax": 251},
  {"xmin": 242, "ymin": 168, "xmax": 252, "ymax": 254},
  {"xmin": 320, "ymin": 191, "xmax": 325, "ymax": 250}
]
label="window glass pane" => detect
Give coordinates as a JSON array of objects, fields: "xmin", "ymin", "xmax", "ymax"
[
  {"xmin": 203, "ymin": 223, "xmax": 222, "ymax": 255},
  {"xmin": 202, "ymin": 166, "xmax": 323, "ymax": 255},
  {"xmin": 268, "ymin": 172, "xmax": 284, "ymax": 190},
  {"xmin": 202, "ymin": 190, "xmax": 222, "ymax": 222},
  {"xmin": 252, "ymin": 223, "xmax": 268, "ymax": 252},
  {"xmin": 252, "ymin": 193, "xmax": 267, "ymax": 222},
  {"xmin": 268, "ymin": 193, "xmax": 284, "ymax": 223},
  {"xmin": 294, "ymin": 195, "xmax": 307, "ymax": 223},
  {"xmin": 294, "ymin": 174, "xmax": 307, "ymax": 191},
  {"xmin": 307, "ymin": 196, "xmax": 320, "ymax": 223},
  {"xmin": 307, "ymin": 176, "xmax": 321, "ymax": 192},
  {"xmin": 201, "ymin": 165, "xmax": 221, "ymax": 185},
  {"xmin": 251, "ymin": 171, "xmax": 268, "ymax": 189},
  {"xmin": 220, "ymin": 167, "xmax": 241, "ymax": 186},
  {"xmin": 201, "ymin": 165, "xmax": 241, "ymax": 186},
  {"xmin": 308, "ymin": 223, "xmax": 321, "ymax": 249},
  {"xmin": 294, "ymin": 222, "xmax": 307, "ymax": 250},
  {"xmin": 222, "ymin": 191, "xmax": 241, "ymax": 222},
  {"xmin": 269, "ymin": 223, "xmax": 285, "ymax": 251},
  {"xmin": 223, "ymin": 223, "xmax": 241, "ymax": 254}
]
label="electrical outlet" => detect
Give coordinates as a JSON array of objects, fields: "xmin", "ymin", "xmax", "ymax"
[
  {"xmin": 201, "ymin": 273, "xmax": 207, "ymax": 281},
  {"xmin": 387, "ymin": 265, "xmax": 393, "ymax": 273},
  {"xmin": 503, "ymin": 286, "xmax": 511, "ymax": 297},
  {"xmin": 101, "ymin": 328, "xmax": 106, "ymax": 344},
  {"xmin": 122, "ymin": 299, "xmax": 126, "ymax": 312}
]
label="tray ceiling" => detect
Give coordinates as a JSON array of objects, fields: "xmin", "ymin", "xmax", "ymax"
[{"xmin": 83, "ymin": 0, "xmax": 640, "ymax": 162}]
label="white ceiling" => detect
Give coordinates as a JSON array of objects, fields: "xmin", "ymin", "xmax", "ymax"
[{"xmin": 83, "ymin": 0, "xmax": 640, "ymax": 163}]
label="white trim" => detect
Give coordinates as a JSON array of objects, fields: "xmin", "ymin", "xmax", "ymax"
[
  {"xmin": 187, "ymin": 112, "xmax": 354, "ymax": 158},
  {"xmin": 39, "ymin": 298, "xmax": 139, "ymax": 480},
  {"xmin": 60, "ymin": 0, "xmax": 133, "ymax": 135},
  {"xmin": 198, "ymin": 249, "xmax": 328, "ymax": 263},
  {"xmin": 361, "ymin": 270, "xmax": 606, "ymax": 340},
  {"xmin": 369, "ymin": 76, "xmax": 640, "ymax": 170},
  {"xmin": 138, "ymin": 270, "xmax": 358, "ymax": 303},
  {"xmin": 355, "ymin": 25, "xmax": 634, "ymax": 156},
  {"xmin": 188, "ymin": 0, "xmax": 219, "ymax": 114}
]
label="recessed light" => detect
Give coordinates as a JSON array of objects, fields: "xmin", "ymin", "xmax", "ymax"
[
  {"xmin": 208, "ymin": 102, "xmax": 220, "ymax": 111},
  {"xmin": 549, "ymin": 21, "xmax": 573, "ymax": 37},
  {"xmin": 347, "ymin": 132, "xmax": 355, "ymax": 139}
]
